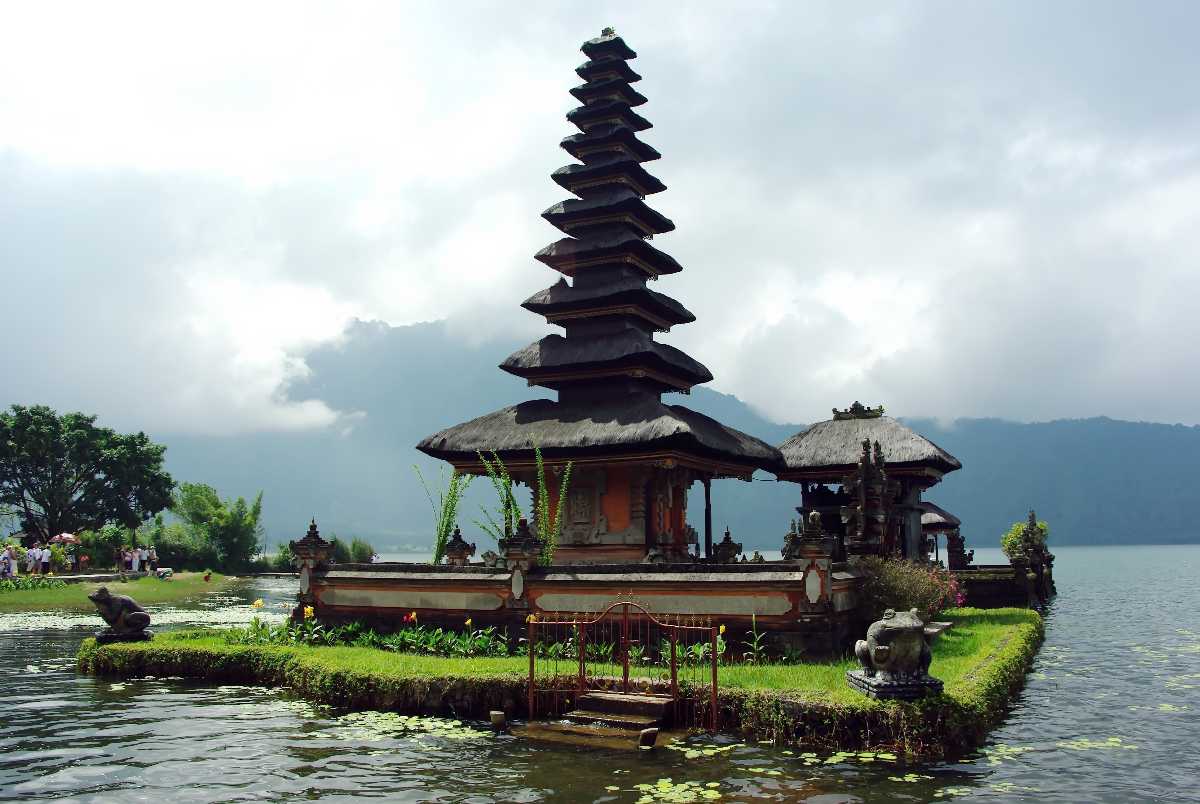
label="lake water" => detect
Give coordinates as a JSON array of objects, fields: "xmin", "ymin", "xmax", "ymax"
[{"xmin": 1, "ymin": 545, "xmax": 1198, "ymax": 802}]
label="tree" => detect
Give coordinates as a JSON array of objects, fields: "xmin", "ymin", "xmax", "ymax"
[
  {"xmin": 172, "ymin": 482, "xmax": 264, "ymax": 571},
  {"xmin": 0, "ymin": 405, "xmax": 174, "ymax": 541}
]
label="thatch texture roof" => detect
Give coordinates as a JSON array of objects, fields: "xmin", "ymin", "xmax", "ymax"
[
  {"xmin": 920, "ymin": 501, "xmax": 962, "ymax": 530},
  {"xmin": 522, "ymin": 278, "xmax": 694, "ymax": 327},
  {"xmin": 542, "ymin": 187, "xmax": 673, "ymax": 235},
  {"xmin": 777, "ymin": 416, "xmax": 961, "ymax": 475},
  {"xmin": 417, "ymin": 398, "xmax": 783, "ymax": 471},
  {"xmin": 501, "ymin": 332, "xmax": 712, "ymax": 386},
  {"xmin": 560, "ymin": 124, "xmax": 659, "ymax": 162},
  {"xmin": 535, "ymin": 227, "xmax": 681, "ymax": 276},
  {"xmin": 552, "ymin": 155, "xmax": 666, "ymax": 196}
]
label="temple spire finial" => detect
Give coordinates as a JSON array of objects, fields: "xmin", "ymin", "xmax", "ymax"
[{"xmin": 602, "ymin": 26, "xmax": 615, "ymax": 36}]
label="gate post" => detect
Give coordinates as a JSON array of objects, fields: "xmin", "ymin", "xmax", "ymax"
[
  {"xmin": 622, "ymin": 603, "xmax": 630, "ymax": 694},
  {"xmin": 527, "ymin": 618, "xmax": 536, "ymax": 721},
  {"xmin": 669, "ymin": 629, "xmax": 678, "ymax": 701},
  {"xmin": 577, "ymin": 623, "xmax": 586, "ymax": 698},
  {"xmin": 710, "ymin": 625, "xmax": 719, "ymax": 734}
]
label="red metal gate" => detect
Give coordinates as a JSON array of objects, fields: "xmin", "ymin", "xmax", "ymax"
[{"xmin": 526, "ymin": 601, "xmax": 719, "ymax": 732}]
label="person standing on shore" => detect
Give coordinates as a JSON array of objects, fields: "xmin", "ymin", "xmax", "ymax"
[
  {"xmin": 40, "ymin": 545, "xmax": 50, "ymax": 575},
  {"xmin": 148, "ymin": 546, "xmax": 158, "ymax": 572},
  {"xmin": 8, "ymin": 545, "xmax": 18, "ymax": 578},
  {"xmin": 26, "ymin": 546, "xmax": 37, "ymax": 575},
  {"xmin": 130, "ymin": 547, "xmax": 140, "ymax": 574}
]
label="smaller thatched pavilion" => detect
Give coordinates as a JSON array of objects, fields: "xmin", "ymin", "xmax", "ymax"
[
  {"xmin": 920, "ymin": 501, "xmax": 973, "ymax": 569},
  {"xmin": 775, "ymin": 402, "xmax": 961, "ymax": 560}
]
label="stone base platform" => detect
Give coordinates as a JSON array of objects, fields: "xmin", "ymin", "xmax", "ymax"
[
  {"xmin": 846, "ymin": 669, "xmax": 943, "ymax": 700},
  {"xmin": 95, "ymin": 630, "xmax": 154, "ymax": 645}
]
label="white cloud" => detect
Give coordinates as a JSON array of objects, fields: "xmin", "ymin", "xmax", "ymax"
[{"xmin": 2, "ymin": 2, "xmax": 1199, "ymax": 433}]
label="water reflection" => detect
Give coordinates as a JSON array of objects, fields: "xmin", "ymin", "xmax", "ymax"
[{"xmin": 0, "ymin": 546, "xmax": 1197, "ymax": 802}]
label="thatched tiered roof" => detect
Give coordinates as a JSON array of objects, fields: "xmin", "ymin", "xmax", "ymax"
[
  {"xmin": 418, "ymin": 29, "xmax": 781, "ymax": 475},
  {"xmin": 776, "ymin": 403, "xmax": 961, "ymax": 480},
  {"xmin": 417, "ymin": 398, "xmax": 782, "ymax": 475}
]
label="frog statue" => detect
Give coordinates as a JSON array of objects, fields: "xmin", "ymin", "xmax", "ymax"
[
  {"xmin": 88, "ymin": 586, "xmax": 153, "ymax": 644},
  {"xmin": 846, "ymin": 608, "xmax": 942, "ymax": 700}
]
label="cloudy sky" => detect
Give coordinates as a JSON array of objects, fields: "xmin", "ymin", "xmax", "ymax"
[{"xmin": 3, "ymin": 1, "xmax": 1198, "ymax": 436}]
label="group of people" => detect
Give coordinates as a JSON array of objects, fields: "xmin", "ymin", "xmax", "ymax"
[
  {"xmin": 0, "ymin": 543, "xmax": 76, "ymax": 578},
  {"xmin": 116, "ymin": 546, "xmax": 158, "ymax": 573}
]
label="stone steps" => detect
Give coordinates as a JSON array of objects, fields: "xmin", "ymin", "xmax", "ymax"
[
  {"xmin": 563, "ymin": 709, "xmax": 661, "ymax": 729},
  {"xmin": 576, "ymin": 691, "xmax": 673, "ymax": 718}
]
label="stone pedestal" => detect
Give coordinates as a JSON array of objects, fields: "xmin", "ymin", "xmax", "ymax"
[
  {"xmin": 845, "ymin": 669, "xmax": 943, "ymax": 700},
  {"xmin": 95, "ymin": 630, "xmax": 153, "ymax": 645}
]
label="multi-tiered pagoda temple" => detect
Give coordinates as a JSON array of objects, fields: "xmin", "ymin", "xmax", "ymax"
[{"xmin": 419, "ymin": 28, "xmax": 781, "ymax": 564}]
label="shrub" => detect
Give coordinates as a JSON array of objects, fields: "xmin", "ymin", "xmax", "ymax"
[
  {"xmin": 349, "ymin": 538, "xmax": 375, "ymax": 564},
  {"xmin": 1000, "ymin": 517, "xmax": 1049, "ymax": 559},
  {"xmin": 327, "ymin": 536, "xmax": 352, "ymax": 564},
  {"xmin": 271, "ymin": 542, "xmax": 295, "ymax": 572},
  {"xmin": 855, "ymin": 556, "xmax": 964, "ymax": 621},
  {"xmin": 152, "ymin": 521, "xmax": 220, "ymax": 571},
  {"xmin": 0, "ymin": 575, "xmax": 67, "ymax": 592}
]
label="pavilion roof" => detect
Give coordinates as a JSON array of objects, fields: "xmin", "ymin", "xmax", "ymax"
[
  {"xmin": 500, "ymin": 331, "xmax": 713, "ymax": 389},
  {"xmin": 575, "ymin": 57, "xmax": 642, "ymax": 83},
  {"xmin": 560, "ymin": 124, "xmax": 661, "ymax": 163},
  {"xmin": 542, "ymin": 187, "xmax": 675, "ymax": 236},
  {"xmin": 777, "ymin": 413, "xmax": 962, "ymax": 476},
  {"xmin": 535, "ymin": 228, "xmax": 682, "ymax": 277},
  {"xmin": 417, "ymin": 397, "xmax": 784, "ymax": 473},
  {"xmin": 920, "ymin": 501, "xmax": 962, "ymax": 530},
  {"xmin": 522, "ymin": 277, "xmax": 695, "ymax": 328},
  {"xmin": 552, "ymin": 154, "xmax": 667, "ymax": 196}
]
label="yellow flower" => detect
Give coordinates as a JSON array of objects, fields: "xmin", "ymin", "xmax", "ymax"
[
  {"xmin": 303, "ymin": 605, "xmax": 315, "ymax": 619},
  {"xmin": 719, "ymin": 624, "xmax": 726, "ymax": 636},
  {"xmin": 464, "ymin": 617, "xmax": 473, "ymax": 628},
  {"xmin": 526, "ymin": 614, "xmax": 537, "ymax": 623},
  {"xmin": 251, "ymin": 598, "xmax": 264, "ymax": 609}
]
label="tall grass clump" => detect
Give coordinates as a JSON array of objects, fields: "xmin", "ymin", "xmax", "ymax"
[
  {"xmin": 532, "ymin": 446, "xmax": 572, "ymax": 566},
  {"xmin": 476, "ymin": 451, "xmax": 523, "ymax": 541},
  {"xmin": 414, "ymin": 465, "xmax": 472, "ymax": 565}
]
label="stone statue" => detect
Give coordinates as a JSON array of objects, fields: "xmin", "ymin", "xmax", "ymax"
[
  {"xmin": 845, "ymin": 608, "xmax": 942, "ymax": 700},
  {"xmin": 713, "ymin": 527, "xmax": 742, "ymax": 564},
  {"xmin": 88, "ymin": 586, "xmax": 152, "ymax": 644},
  {"xmin": 443, "ymin": 526, "xmax": 476, "ymax": 567}
]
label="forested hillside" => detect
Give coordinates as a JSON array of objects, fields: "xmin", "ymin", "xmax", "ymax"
[{"xmin": 160, "ymin": 320, "xmax": 1199, "ymax": 550}]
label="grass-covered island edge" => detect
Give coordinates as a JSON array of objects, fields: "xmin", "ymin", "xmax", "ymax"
[{"xmin": 77, "ymin": 607, "xmax": 1042, "ymax": 759}]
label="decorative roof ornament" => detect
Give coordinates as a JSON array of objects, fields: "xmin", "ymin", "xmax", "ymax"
[
  {"xmin": 601, "ymin": 26, "xmax": 615, "ymax": 36},
  {"xmin": 832, "ymin": 401, "xmax": 885, "ymax": 421},
  {"xmin": 290, "ymin": 518, "xmax": 330, "ymax": 558}
]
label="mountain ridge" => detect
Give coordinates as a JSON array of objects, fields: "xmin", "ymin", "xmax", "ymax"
[{"xmin": 157, "ymin": 319, "xmax": 1200, "ymax": 550}]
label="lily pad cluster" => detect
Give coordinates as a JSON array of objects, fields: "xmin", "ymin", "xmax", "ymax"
[
  {"xmin": 977, "ymin": 743, "xmax": 1032, "ymax": 766},
  {"xmin": 630, "ymin": 778, "xmax": 722, "ymax": 802},
  {"xmin": 1056, "ymin": 736, "xmax": 1137, "ymax": 751},
  {"xmin": 332, "ymin": 711, "xmax": 488, "ymax": 742}
]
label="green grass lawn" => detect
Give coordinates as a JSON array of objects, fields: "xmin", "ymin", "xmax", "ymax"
[
  {"xmin": 82, "ymin": 607, "xmax": 1037, "ymax": 704},
  {"xmin": 0, "ymin": 572, "xmax": 235, "ymax": 613}
]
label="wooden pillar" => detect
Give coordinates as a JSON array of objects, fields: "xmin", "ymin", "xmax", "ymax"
[{"xmin": 703, "ymin": 476, "xmax": 713, "ymax": 560}]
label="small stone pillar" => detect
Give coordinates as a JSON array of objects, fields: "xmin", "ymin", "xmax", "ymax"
[
  {"xmin": 498, "ymin": 518, "xmax": 542, "ymax": 617},
  {"xmin": 289, "ymin": 519, "xmax": 331, "ymax": 620},
  {"xmin": 443, "ymin": 526, "xmax": 476, "ymax": 567},
  {"xmin": 498, "ymin": 518, "xmax": 542, "ymax": 572}
]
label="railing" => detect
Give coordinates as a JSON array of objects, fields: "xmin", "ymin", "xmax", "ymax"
[{"xmin": 527, "ymin": 600, "xmax": 719, "ymax": 733}]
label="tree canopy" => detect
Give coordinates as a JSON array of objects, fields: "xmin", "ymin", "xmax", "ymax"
[
  {"xmin": 0, "ymin": 405, "xmax": 174, "ymax": 541},
  {"xmin": 171, "ymin": 481, "xmax": 264, "ymax": 571}
]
